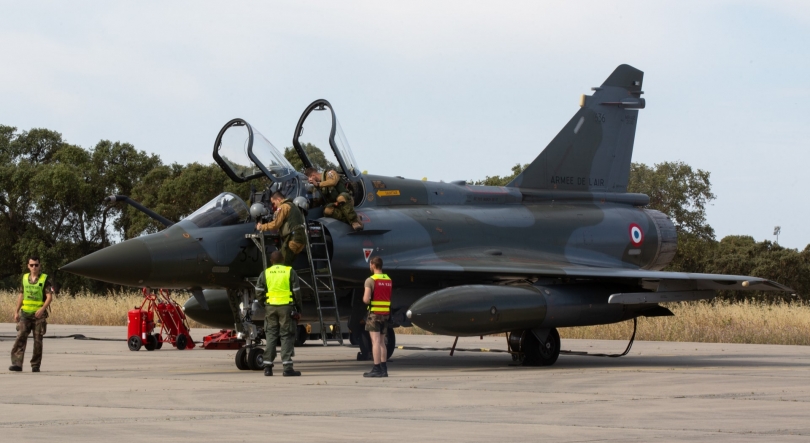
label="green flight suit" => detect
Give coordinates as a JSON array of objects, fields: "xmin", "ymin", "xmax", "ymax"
[
  {"xmin": 258, "ymin": 265, "xmax": 301, "ymax": 370},
  {"xmin": 279, "ymin": 200, "xmax": 306, "ymax": 267},
  {"xmin": 319, "ymin": 171, "xmax": 360, "ymax": 227}
]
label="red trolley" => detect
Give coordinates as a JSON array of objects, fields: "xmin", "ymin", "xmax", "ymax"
[{"xmin": 127, "ymin": 288, "xmax": 195, "ymax": 351}]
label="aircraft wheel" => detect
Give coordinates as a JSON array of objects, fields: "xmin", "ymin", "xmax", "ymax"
[
  {"xmin": 128, "ymin": 336, "xmax": 142, "ymax": 351},
  {"xmin": 247, "ymin": 347, "xmax": 265, "ymax": 370},
  {"xmin": 353, "ymin": 330, "xmax": 372, "ymax": 361},
  {"xmin": 235, "ymin": 347, "xmax": 249, "ymax": 370},
  {"xmin": 385, "ymin": 326, "xmax": 396, "ymax": 359},
  {"xmin": 144, "ymin": 334, "xmax": 157, "ymax": 351},
  {"xmin": 294, "ymin": 325, "xmax": 308, "ymax": 347},
  {"xmin": 176, "ymin": 334, "xmax": 188, "ymax": 351},
  {"xmin": 154, "ymin": 334, "xmax": 163, "ymax": 349},
  {"xmin": 522, "ymin": 328, "xmax": 560, "ymax": 367}
]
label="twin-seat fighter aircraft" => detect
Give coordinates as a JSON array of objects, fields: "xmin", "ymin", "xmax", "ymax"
[{"xmin": 62, "ymin": 64, "xmax": 790, "ymax": 369}]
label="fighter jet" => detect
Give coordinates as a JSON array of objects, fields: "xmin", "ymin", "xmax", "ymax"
[{"xmin": 62, "ymin": 64, "xmax": 791, "ymax": 368}]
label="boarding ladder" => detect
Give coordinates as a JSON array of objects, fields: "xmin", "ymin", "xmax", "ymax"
[{"xmin": 299, "ymin": 220, "xmax": 343, "ymax": 346}]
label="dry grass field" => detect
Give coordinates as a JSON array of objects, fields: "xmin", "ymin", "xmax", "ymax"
[
  {"xmin": 0, "ymin": 291, "xmax": 207, "ymax": 329},
  {"xmin": 1, "ymin": 290, "xmax": 809, "ymax": 345}
]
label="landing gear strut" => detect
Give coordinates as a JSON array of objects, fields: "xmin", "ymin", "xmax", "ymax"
[{"xmin": 508, "ymin": 328, "xmax": 560, "ymax": 366}]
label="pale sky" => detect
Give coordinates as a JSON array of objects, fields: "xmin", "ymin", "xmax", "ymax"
[{"xmin": 2, "ymin": 1, "xmax": 808, "ymax": 249}]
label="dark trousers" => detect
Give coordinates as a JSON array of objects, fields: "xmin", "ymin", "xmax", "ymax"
[{"xmin": 262, "ymin": 304, "xmax": 296, "ymax": 369}]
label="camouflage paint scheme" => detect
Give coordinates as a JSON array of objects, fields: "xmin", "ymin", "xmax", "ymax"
[{"xmin": 62, "ymin": 65, "xmax": 790, "ymax": 365}]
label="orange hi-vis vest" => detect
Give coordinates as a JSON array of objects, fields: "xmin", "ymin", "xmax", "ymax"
[{"xmin": 369, "ymin": 274, "xmax": 392, "ymax": 315}]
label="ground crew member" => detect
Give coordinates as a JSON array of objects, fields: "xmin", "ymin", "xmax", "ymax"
[
  {"xmin": 305, "ymin": 167, "xmax": 363, "ymax": 231},
  {"xmin": 362, "ymin": 256, "xmax": 391, "ymax": 378},
  {"xmin": 256, "ymin": 192, "xmax": 306, "ymax": 267},
  {"xmin": 256, "ymin": 251, "xmax": 302, "ymax": 376},
  {"xmin": 10, "ymin": 256, "xmax": 54, "ymax": 373}
]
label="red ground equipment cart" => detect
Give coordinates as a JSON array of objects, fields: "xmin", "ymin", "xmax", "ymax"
[{"xmin": 127, "ymin": 288, "xmax": 195, "ymax": 351}]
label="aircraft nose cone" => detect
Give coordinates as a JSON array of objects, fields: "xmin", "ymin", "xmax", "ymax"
[{"xmin": 61, "ymin": 239, "xmax": 152, "ymax": 286}]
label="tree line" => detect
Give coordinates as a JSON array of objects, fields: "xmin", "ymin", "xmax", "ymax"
[{"xmin": 2, "ymin": 125, "xmax": 808, "ymax": 298}]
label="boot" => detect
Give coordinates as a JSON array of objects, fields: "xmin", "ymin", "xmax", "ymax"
[
  {"xmin": 283, "ymin": 368, "xmax": 301, "ymax": 377},
  {"xmin": 264, "ymin": 366, "xmax": 273, "ymax": 376},
  {"xmin": 381, "ymin": 362, "xmax": 388, "ymax": 377},
  {"xmin": 32, "ymin": 367, "xmax": 40, "ymax": 373},
  {"xmin": 363, "ymin": 365, "xmax": 383, "ymax": 377},
  {"xmin": 8, "ymin": 365, "xmax": 21, "ymax": 372},
  {"xmin": 351, "ymin": 220, "xmax": 364, "ymax": 231}
]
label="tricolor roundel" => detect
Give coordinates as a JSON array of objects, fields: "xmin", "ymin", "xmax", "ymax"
[{"xmin": 628, "ymin": 223, "xmax": 644, "ymax": 246}]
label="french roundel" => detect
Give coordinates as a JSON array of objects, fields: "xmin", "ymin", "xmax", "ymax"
[{"xmin": 628, "ymin": 223, "xmax": 644, "ymax": 246}]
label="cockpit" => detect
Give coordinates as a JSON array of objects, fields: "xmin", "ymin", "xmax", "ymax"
[
  {"xmin": 211, "ymin": 100, "xmax": 365, "ymax": 224},
  {"xmin": 186, "ymin": 192, "xmax": 250, "ymax": 228}
]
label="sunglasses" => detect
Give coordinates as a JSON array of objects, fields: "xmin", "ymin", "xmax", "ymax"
[{"xmin": 28, "ymin": 264, "xmax": 40, "ymax": 267}]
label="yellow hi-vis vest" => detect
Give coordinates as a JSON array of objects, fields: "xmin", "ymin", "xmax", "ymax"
[
  {"xmin": 22, "ymin": 273, "xmax": 48, "ymax": 314},
  {"xmin": 369, "ymin": 274, "xmax": 392, "ymax": 314},
  {"xmin": 265, "ymin": 265, "xmax": 293, "ymax": 305}
]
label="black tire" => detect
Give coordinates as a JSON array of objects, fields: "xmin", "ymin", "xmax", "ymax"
[
  {"xmin": 154, "ymin": 334, "xmax": 163, "ymax": 349},
  {"xmin": 247, "ymin": 347, "xmax": 265, "ymax": 370},
  {"xmin": 235, "ymin": 347, "xmax": 249, "ymax": 370},
  {"xmin": 128, "ymin": 335, "xmax": 142, "ymax": 351},
  {"xmin": 294, "ymin": 325, "xmax": 308, "ymax": 347},
  {"xmin": 385, "ymin": 326, "xmax": 396, "ymax": 359},
  {"xmin": 353, "ymin": 330, "xmax": 372, "ymax": 361},
  {"xmin": 522, "ymin": 328, "xmax": 560, "ymax": 367},
  {"xmin": 144, "ymin": 334, "xmax": 157, "ymax": 351},
  {"xmin": 175, "ymin": 334, "xmax": 187, "ymax": 351}
]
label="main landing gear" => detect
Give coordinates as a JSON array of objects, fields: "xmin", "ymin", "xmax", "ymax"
[
  {"xmin": 235, "ymin": 346, "xmax": 266, "ymax": 371},
  {"xmin": 507, "ymin": 328, "xmax": 561, "ymax": 366}
]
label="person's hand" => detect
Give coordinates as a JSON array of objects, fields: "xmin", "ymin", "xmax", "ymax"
[
  {"xmin": 13, "ymin": 311, "xmax": 19, "ymax": 322},
  {"xmin": 35, "ymin": 308, "xmax": 45, "ymax": 318},
  {"xmin": 256, "ymin": 222, "xmax": 262, "ymax": 231}
]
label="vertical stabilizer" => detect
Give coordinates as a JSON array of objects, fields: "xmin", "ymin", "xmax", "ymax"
[{"xmin": 508, "ymin": 64, "xmax": 645, "ymax": 193}]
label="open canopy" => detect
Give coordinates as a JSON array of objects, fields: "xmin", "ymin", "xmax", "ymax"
[
  {"xmin": 292, "ymin": 99, "xmax": 362, "ymax": 180},
  {"xmin": 213, "ymin": 118, "xmax": 296, "ymax": 183}
]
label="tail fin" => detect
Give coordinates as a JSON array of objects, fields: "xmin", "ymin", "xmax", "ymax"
[{"xmin": 508, "ymin": 64, "xmax": 645, "ymax": 193}]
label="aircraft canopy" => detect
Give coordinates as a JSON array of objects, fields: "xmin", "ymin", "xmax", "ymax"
[{"xmin": 185, "ymin": 192, "xmax": 249, "ymax": 228}]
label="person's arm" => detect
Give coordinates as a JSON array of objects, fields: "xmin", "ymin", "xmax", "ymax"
[
  {"xmin": 319, "ymin": 171, "xmax": 341, "ymax": 188},
  {"xmin": 257, "ymin": 204, "xmax": 289, "ymax": 231},
  {"xmin": 36, "ymin": 290, "xmax": 52, "ymax": 319},
  {"xmin": 13, "ymin": 291, "xmax": 22, "ymax": 322},
  {"xmin": 256, "ymin": 270, "xmax": 267, "ymax": 304},
  {"xmin": 290, "ymin": 271, "xmax": 303, "ymax": 312},
  {"xmin": 362, "ymin": 278, "xmax": 373, "ymax": 305}
]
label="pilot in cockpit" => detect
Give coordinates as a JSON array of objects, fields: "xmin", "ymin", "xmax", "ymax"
[{"xmin": 305, "ymin": 167, "xmax": 363, "ymax": 231}]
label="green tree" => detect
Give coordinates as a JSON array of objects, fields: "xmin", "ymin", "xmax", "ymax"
[
  {"xmin": 283, "ymin": 143, "xmax": 338, "ymax": 173},
  {"xmin": 704, "ymin": 236, "xmax": 810, "ymax": 300},
  {"xmin": 473, "ymin": 163, "xmax": 528, "ymax": 186},
  {"xmin": 0, "ymin": 128, "xmax": 113, "ymax": 290}
]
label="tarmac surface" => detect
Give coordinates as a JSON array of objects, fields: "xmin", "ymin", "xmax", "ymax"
[{"xmin": 1, "ymin": 324, "xmax": 809, "ymax": 442}]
